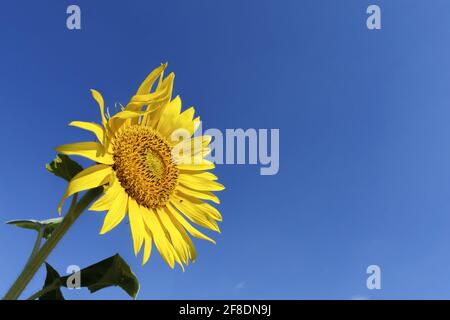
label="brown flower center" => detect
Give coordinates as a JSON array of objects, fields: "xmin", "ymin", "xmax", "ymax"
[{"xmin": 112, "ymin": 125, "xmax": 178, "ymax": 208}]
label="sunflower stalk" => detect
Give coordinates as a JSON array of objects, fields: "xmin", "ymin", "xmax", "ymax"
[
  {"xmin": 28, "ymin": 226, "xmax": 45, "ymax": 262},
  {"xmin": 3, "ymin": 188, "xmax": 102, "ymax": 300}
]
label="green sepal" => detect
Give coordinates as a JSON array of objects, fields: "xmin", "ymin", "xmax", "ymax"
[
  {"xmin": 6, "ymin": 217, "xmax": 63, "ymax": 239},
  {"xmin": 46, "ymin": 154, "xmax": 83, "ymax": 181}
]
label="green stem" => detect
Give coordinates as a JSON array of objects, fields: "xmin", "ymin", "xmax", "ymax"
[
  {"xmin": 26, "ymin": 279, "xmax": 60, "ymax": 300},
  {"xmin": 27, "ymin": 226, "xmax": 45, "ymax": 264},
  {"xmin": 2, "ymin": 188, "xmax": 102, "ymax": 300}
]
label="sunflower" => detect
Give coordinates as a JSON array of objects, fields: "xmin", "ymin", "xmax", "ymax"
[{"xmin": 56, "ymin": 64, "xmax": 224, "ymax": 269}]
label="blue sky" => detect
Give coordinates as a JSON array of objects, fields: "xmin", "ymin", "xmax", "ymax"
[{"xmin": 2, "ymin": 0, "xmax": 450, "ymax": 299}]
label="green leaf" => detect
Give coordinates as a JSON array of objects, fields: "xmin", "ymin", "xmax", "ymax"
[
  {"xmin": 36, "ymin": 254, "xmax": 140, "ymax": 300},
  {"xmin": 46, "ymin": 154, "xmax": 83, "ymax": 181},
  {"xmin": 39, "ymin": 263, "xmax": 64, "ymax": 300},
  {"xmin": 6, "ymin": 217, "xmax": 63, "ymax": 239},
  {"xmin": 61, "ymin": 254, "xmax": 140, "ymax": 299}
]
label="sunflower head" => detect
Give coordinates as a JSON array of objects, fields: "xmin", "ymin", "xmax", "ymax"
[{"xmin": 56, "ymin": 64, "xmax": 223, "ymax": 269}]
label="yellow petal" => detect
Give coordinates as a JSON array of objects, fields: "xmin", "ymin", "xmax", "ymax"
[
  {"xmin": 141, "ymin": 206, "xmax": 175, "ymax": 268},
  {"xmin": 177, "ymin": 160, "xmax": 215, "ymax": 171},
  {"xmin": 171, "ymin": 135, "xmax": 212, "ymax": 160},
  {"xmin": 99, "ymin": 188, "xmax": 128, "ymax": 234},
  {"xmin": 165, "ymin": 207, "xmax": 197, "ymax": 261},
  {"xmin": 142, "ymin": 228, "xmax": 153, "ymax": 265},
  {"xmin": 90, "ymin": 89, "xmax": 107, "ymax": 126},
  {"xmin": 175, "ymin": 193, "xmax": 222, "ymax": 221},
  {"xmin": 193, "ymin": 117, "xmax": 201, "ymax": 134},
  {"xmin": 109, "ymin": 72, "xmax": 173, "ymax": 130},
  {"xmin": 157, "ymin": 96, "xmax": 182, "ymax": 137},
  {"xmin": 69, "ymin": 121, "xmax": 104, "ymax": 143},
  {"xmin": 56, "ymin": 142, "xmax": 114, "ymax": 165},
  {"xmin": 168, "ymin": 106, "xmax": 195, "ymax": 138},
  {"xmin": 170, "ymin": 197, "xmax": 220, "ymax": 232},
  {"xmin": 178, "ymin": 174, "xmax": 225, "ymax": 191},
  {"xmin": 175, "ymin": 186, "xmax": 220, "ymax": 204},
  {"xmin": 157, "ymin": 207, "xmax": 189, "ymax": 265},
  {"xmin": 58, "ymin": 164, "xmax": 112, "ymax": 214},
  {"xmin": 109, "ymin": 108, "xmax": 154, "ymax": 121},
  {"xmin": 172, "ymin": 247, "xmax": 185, "ymax": 271},
  {"xmin": 124, "ymin": 71, "xmax": 174, "ymax": 123},
  {"xmin": 145, "ymin": 73, "xmax": 175, "ymax": 128},
  {"xmin": 130, "ymin": 73, "xmax": 174, "ymax": 105},
  {"xmin": 166, "ymin": 203, "xmax": 216, "ymax": 244},
  {"xmin": 128, "ymin": 198, "xmax": 145, "ymax": 255},
  {"xmin": 190, "ymin": 171, "xmax": 219, "ymax": 181},
  {"xmin": 90, "ymin": 177, "xmax": 121, "ymax": 211},
  {"xmin": 136, "ymin": 63, "xmax": 167, "ymax": 95}
]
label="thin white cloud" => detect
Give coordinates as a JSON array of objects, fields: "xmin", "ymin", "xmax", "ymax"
[{"xmin": 235, "ymin": 281, "xmax": 246, "ymax": 289}]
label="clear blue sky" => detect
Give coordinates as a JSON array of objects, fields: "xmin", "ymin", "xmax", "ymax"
[{"xmin": 1, "ymin": 0, "xmax": 450, "ymax": 299}]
